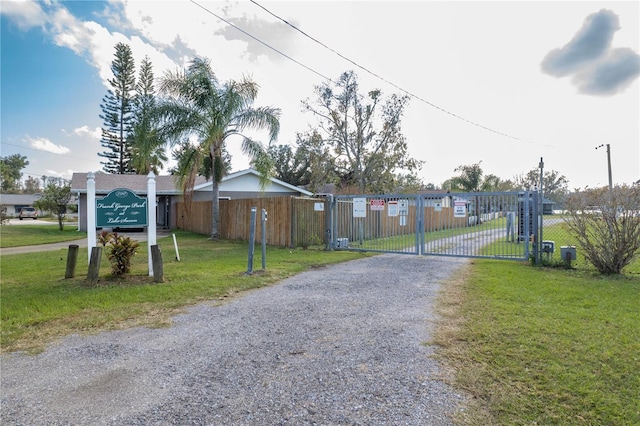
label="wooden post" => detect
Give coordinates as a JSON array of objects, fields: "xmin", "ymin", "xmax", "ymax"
[
  {"xmin": 151, "ymin": 245, "xmax": 164, "ymax": 283},
  {"xmin": 65, "ymin": 244, "xmax": 79, "ymax": 278},
  {"xmin": 86, "ymin": 246, "xmax": 103, "ymax": 285}
]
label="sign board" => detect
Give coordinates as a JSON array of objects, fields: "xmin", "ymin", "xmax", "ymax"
[
  {"xmin": 387, "ymin": 200, "xmax": 399, "ymax": 217},
  {"xmin": 398, "ymin": 199, "xmax": 409, "ymax": 216},
  {"xmin": 314, "ymin": 202, "xmax": 325, "ymax": 211},
  {"xmin": 96, "ymin": 188, "xmax": 148, "ymax": 227},
  {"xmin": 454, "ymin": 200, "xmax": 467, "ymax": 218},
  {"xmin": 370, "ymin": 199, "xmax": 385, "ymax": 211},
  {"xmin": 353, "ymin": 198, "xmax": 367, "ymax": 218}
]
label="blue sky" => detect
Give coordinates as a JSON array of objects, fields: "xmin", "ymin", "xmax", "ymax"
[{"xmin": 1, "ymin": 1, "xmax": 639, "ymax": 190}]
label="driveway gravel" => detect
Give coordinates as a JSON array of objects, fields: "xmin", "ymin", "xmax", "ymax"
[{"xmin": 1, "ymin": 254, "xmax": 468, "ymax": 425}]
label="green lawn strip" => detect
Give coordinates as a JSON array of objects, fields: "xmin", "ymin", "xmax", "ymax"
[
  {"xmin": 353, "ymin": 217, "xmax": 507, "ymax": 252},
  {"xmin": 1, "ymin": 231, "xmax": 370, "ymax": 353},
  {"xmin": 0, "ymin": 224, "xmax": 86, "ymax": 248},
  {"xmin": 443, "ymin": 260, "xmax": 640, "ymax": 425}
]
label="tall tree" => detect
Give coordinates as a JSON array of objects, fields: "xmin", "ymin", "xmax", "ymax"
[
  {"xmin": 157, "ymin": 57, "xmax": 280, "ymax": 238},
  {"xmin": 129, "ymin": 56, "xmax": 166, "ymax": 174},
  {"xmin": 515, "ymin": 168, "xmax": 569, "ymax": 205},
  {"xmin": 301, "ymin": 71, "xmax": 422, "ymax": 194},
  {"xmin": 0, "ymin": 154, "xmax": 28, "ymax": 193},
  {"xmin": 99, "ymin": 43, "xmax": 137, "ymax": 174}
]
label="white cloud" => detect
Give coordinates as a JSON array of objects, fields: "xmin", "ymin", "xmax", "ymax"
[
  {"xmin": 0, "ymin": 0, "xmax": 47, "ymax": 30},
  {"xmin": 26, "ymin": 136, "xmax": 71, "ymax": 154},
  {"xmin": 71, "ymin": 125, "xmax": 101, "ymax": 139}
]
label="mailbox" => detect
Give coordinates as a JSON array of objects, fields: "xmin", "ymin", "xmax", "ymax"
[
  {"xmin": 542, "ymin": 241, "xmax": 555, "ymax": 253},
  {"xmin": 561, "ymin": 246, "xmax": 576, "ymax": 261}
]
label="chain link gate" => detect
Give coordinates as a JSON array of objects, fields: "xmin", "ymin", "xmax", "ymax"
[{"xmin": 330, "ymin": 192, "xmax": 538, "ymax": 261}]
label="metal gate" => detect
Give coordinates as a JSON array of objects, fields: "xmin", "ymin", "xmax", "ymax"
[{"xmin": 330, "ymin": 191, "xmax": 538, "ymax": 260}]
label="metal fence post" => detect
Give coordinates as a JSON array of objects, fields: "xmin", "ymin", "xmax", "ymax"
[{"xmin": 247, "ymin": 207, "xmax": 257, "ymax": 274}]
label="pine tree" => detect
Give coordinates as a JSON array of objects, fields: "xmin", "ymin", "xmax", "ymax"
[
  {"xmin": 98, "ymin": 43, "xmax": 136, "ymax": 174},
  {"xmin": 129, "ymin": 56, "xmax": 166, "ymax": 174}
]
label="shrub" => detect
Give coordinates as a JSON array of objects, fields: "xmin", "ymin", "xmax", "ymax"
[
  {"xmin": 98, "ymin": 231, "xmax": 140, "ymax": 276},
  {"xmin": 563, "ymin": 185, "xmax": 640, "ymax": 274}
]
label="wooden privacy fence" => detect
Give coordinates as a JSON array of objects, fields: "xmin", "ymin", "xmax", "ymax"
[{"xmin": 176, "ymin": 196, "xmax": 327, "ymax": 247}]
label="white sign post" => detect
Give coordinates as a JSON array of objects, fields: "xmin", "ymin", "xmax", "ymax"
[{"xmin": 147, "ymin": 172, "xmax": 157, "ymax": 277}]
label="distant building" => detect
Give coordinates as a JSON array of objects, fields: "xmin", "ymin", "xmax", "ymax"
[{"xmin": 0, "ymin": 194, "xmax": 42, "ymax": 217}]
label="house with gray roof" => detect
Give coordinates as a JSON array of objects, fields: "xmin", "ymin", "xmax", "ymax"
[{"xmin": 0, "ymin": 193, "xmax": 43, "ymax": 217}]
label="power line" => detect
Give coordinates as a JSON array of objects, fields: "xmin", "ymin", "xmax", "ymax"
[
  {"xmin": 1, "ymin": 142, "xmax": 98, "ymax": 165},
  {"xmin": 249, "ymin": 0, "xmax": 547, "ymax": 147},
  {"xmin": 188, "ymin": 0, "xmax": 332, "ymax": 83}
]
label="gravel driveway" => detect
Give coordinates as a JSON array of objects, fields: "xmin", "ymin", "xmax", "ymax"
[{"xmin": 1, "ymin": 254, "xmax": 468, "ymax": 425}]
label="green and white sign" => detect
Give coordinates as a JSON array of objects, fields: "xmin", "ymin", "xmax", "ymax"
[{"xmin": 96, "ymin": 188, "xmax": 148, "ymax": 227}]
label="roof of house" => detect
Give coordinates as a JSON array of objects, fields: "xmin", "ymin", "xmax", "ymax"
[
  {"xmin": 0, "ymin": 193, "xmax": 42, "ymax": 205},
  {"xmin": 71, "ymin": 172, "xmax": 193, "ymax": 194},
  {"xmin": 194, "ymin": 169, "xmax": 313, "ymax": 196},
  {"xmin": 71, "ymin": 169, "xmax": 313, "ymax": 196}
]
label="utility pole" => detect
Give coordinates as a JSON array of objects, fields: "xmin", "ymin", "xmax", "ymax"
[
  {"xmin": 595, "ymin": 144, "xmax": 613, "ymax": 193},
  {"xmin": 538, "ymin": 157, "xmax": 544, "ymax": 265}
]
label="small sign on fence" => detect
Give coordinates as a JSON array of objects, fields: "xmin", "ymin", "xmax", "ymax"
[
  {"xmin": 454, "ymin": 200, "xmax": 467, "ymax": 218},
  {"xmin": 370, "ymin": 199, "xmax": 385, "ymax": 211},
  {"xmin": 353, "ymin": 198, "xmax": 367, "ymax": 218},
  {"xmin": 388, "ymin": 200, "xmax": 398, "ymax": 217}
]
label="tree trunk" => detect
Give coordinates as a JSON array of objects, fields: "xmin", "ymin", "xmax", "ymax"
[
  {"xmin": 211, "ymin": 178, "xmax": 220, "ymax": 239},
  {"xmin": 210, "ymin": 144, "xmax": 221, "ymax": 239}
]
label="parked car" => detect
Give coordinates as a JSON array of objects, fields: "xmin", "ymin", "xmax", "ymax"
[{"xmin": 19, "ymin": 207, "xmax": 38, "ymax": 220}]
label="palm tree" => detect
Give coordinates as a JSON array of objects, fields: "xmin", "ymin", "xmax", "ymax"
[{"xmin": 157, "ymin": 58, "xmax": 280, "ymax": 238}]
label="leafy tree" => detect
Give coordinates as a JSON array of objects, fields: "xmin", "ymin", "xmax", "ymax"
[
  {"xmin": 129, "ymin": 56, "xmax": 166, "ymax": 174},
  {"xmin": 23, "ymin": 175, "xmax": 41, "ymax": 193},
  {"xmin": 157, "ymin": 57, "xmax": 280, "ymax": 238},
  {"xmin": 0, "ymin": 154, "xmax": 28, "ymax": 193},
  {"xmin": 170, "ymin": 141, "xmax": 232, "ymax": 180},
  {"xmin": 564, "ymin": 185, "xmax": 640, "ymax": 274},
  {"xmin": 33, "ymin": 181, "xmax": 72, "ymax": 230},
  {"xmin": 395, "ymin": 173, "xmax": 427, "ymax": 193},
  {"xmin": 515, "ymin": 168, "xmax": 569, "ymax": 205},
  {"xmin": 301, "ymin": 71, "xmax": 422, "ymax": 194},
  {"xmin": 263, "ymin": 143, "xmax": 312, "ymax": 188},
  {"xmin": 444, "ymin": 162, "xmax": 497, "ymax": 192},
  {"xmin": 99, "ymin": 43, "xmax": 137, "ymax": 174},
  {"xmin": 292, "ymin": 130, "xmax": 336, "ymax": 193},
  {"xmin": 444, "ymin": 162, "xmax": 503, "ymax": 225}
]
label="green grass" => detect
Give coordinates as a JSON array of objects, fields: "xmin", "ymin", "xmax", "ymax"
[
  {"xmin": 0, "ymin": 230, "xmax": 369, "ymax": 353},
  {"xmin": 435, "ymin": 260, "xmax": 640, "ymax": 425},
  {"xmin": 0, "ymin": 224, "xmax": 86, "ymax": 248},
  {"xmin": 351, "ymin": 217, "xmax": 508, "ymax": 252}
]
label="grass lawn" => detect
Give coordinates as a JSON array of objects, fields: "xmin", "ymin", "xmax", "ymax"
[
  {"xmin": 434, "ymin": 260, "xmax": 640, "ymax": 425},
  {"xmin": 0, "ymin": 230, "xmax": 369, "ymax": 353},
  {"xmin": 1, "ymin": 224, "xmax": 86, "ymax": 248}
]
